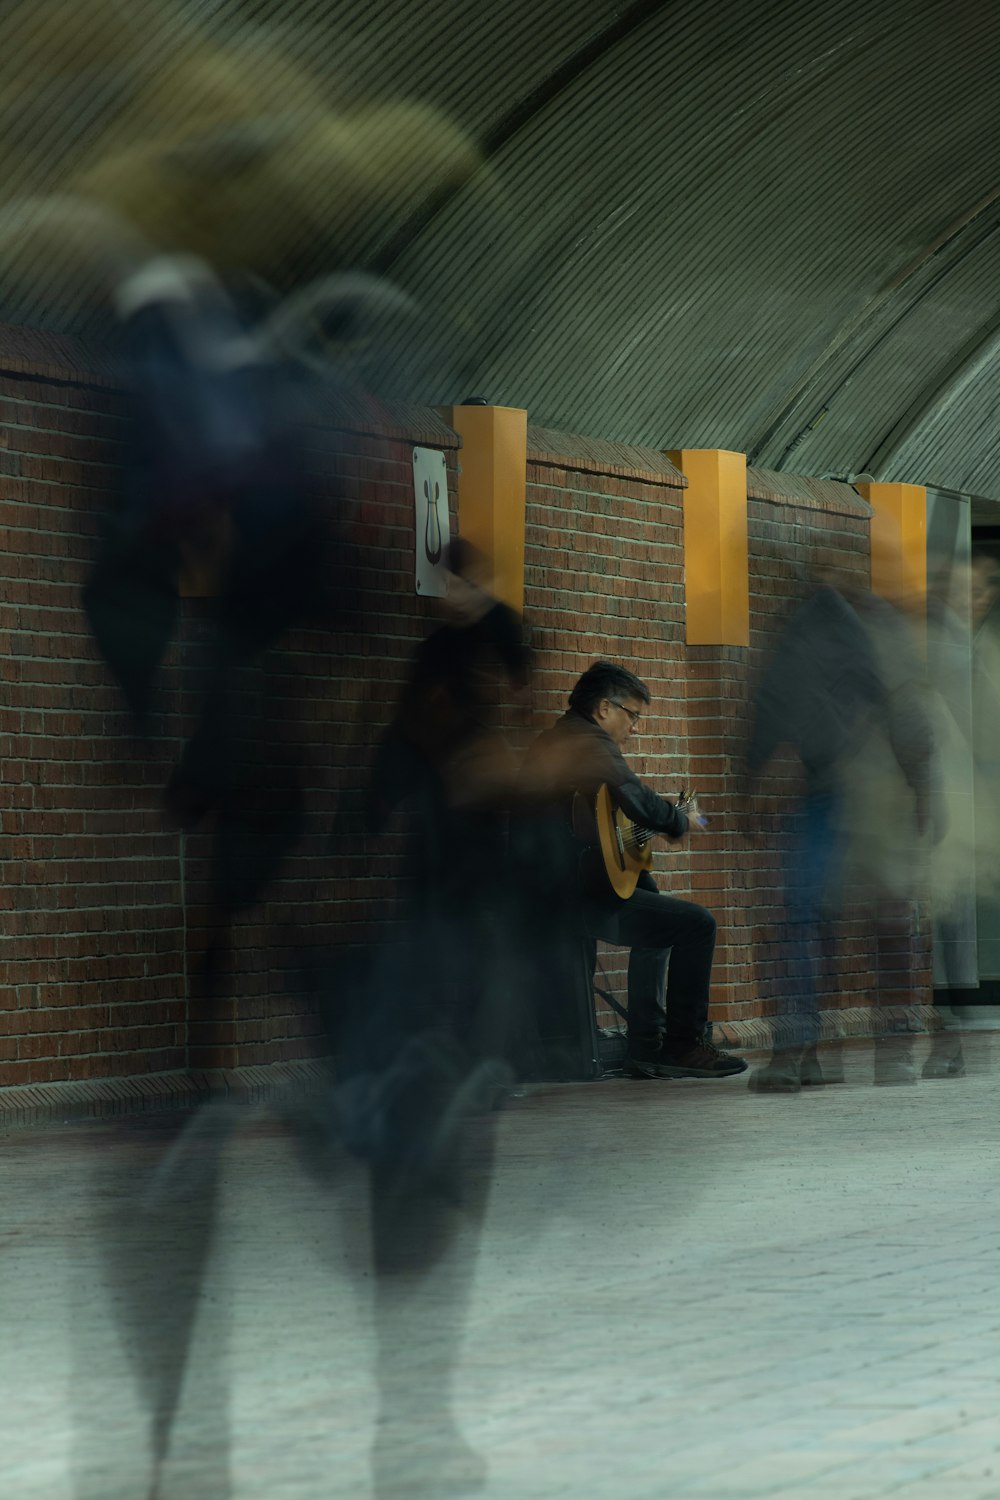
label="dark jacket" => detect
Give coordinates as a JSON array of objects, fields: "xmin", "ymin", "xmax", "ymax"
[
  {"xmin": 747, "ymin": 585, "xmax": 887, "ymax": 794},
  {"xmin": 395, "ymin": 598, "xmax": 530, "ymax": 752},
  {"xmin": 514, "ymin": 709, "xmax": 688, "ymax": 937},
  {"xmin": 523, "ymin": 708, "xmax": 688, "ymax": 836}
]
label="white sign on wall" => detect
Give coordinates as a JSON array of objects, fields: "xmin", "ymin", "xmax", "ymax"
[{"xmin": 413, "ymin": 446, "xmax": 450, "ymax": 596}]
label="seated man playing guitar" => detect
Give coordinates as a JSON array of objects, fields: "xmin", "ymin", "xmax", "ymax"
[{"xmin": 523, "ymin": 661, "xmax": 746, "ymax": 1080}]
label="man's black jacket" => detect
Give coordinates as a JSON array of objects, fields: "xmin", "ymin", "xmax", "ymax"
[
  {"xmin": 514, "ymin": 709, "xmax": 688, "ymax": 939},
  {"xmin": 523, "ymin": 708, "xmax": 688, "ymax": 837}
]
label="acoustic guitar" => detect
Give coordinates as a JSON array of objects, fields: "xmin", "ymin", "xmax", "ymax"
[
  {"xmin": 572, "ymin": 783, "xmax": 705, "ymax": 902},
  {"xmin": 572, "ymin": 783, "xmax": 655, "ymax": 901}
]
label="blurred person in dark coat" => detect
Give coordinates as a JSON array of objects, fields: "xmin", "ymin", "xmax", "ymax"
[
  {"xmin": 746, "ymin": 568, "xmax": 935, "ymax": 1092},
  {"xmin": 0, "ymin": 0, "xmax": 485, "ymax": 945},
  {"xmin": 324, "ymin": 538, "xmax": 530, "ymax": 1497},
  {"xmin": 921, "ymin": 548, "xmax": 1000, "ymax": 1076},
  {"xmin": 1, "ymin": 15, "xmax": 492, "ymax": 1496}
]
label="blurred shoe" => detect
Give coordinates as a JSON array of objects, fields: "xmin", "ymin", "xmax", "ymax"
[
  {"xmin": 748, "ymin": 1052, "xmax": 802, "ymax": 1093},
  {"xmin": 372, "ymin": 1420, "xmax": 487, "ymax": 1498},
  {"xmin": 800, "ymin": 1044, "xmax": 844, "ymax": 1085},
  {"xmin": 874, "ymin": 1051, "xmax": 917, "ymax": 1086},
  {"xmin": 922, "ymin": 1042, "xmax": 966, "ymax": 1079}
]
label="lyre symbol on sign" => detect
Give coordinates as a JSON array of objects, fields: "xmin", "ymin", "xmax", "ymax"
[{"xmin": 423, "ymin": 478, "xmax": 443, "ymax": 565}]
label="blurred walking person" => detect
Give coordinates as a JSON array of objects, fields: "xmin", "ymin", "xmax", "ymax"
[
  {"xmin": 328, "ymin": 538, "xmax": 530, "ymax": 1497},
  {"xmin": 746, "ymin": 567, "xmax": 934, "ymax": 1091}
]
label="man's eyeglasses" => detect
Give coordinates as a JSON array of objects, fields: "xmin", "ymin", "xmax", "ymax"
[{"xmin": 609, "ymin": 700, "xmax": 641, "ymax": 728}]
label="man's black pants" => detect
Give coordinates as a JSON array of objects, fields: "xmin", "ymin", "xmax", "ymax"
[{"xmin": 600, "ymin": 874, "xmax": 717, "ymax": 1054}]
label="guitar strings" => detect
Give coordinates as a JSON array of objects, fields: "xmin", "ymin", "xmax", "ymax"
[{"xmin": 621, "ymin": 827, "xmax": 653, "ymax": 852}]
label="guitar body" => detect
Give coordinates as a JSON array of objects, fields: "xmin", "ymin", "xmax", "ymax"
[
  {"xmin": 573, "ymin": 783, "xmax": 654, "ymax": 903},
  {"xmin": 595, "ymin": 783, "xmax": 654, "ymax": 898}
]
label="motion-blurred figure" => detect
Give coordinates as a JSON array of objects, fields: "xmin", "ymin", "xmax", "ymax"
[
  {"xmin": 0, "ymin": 0, "xmax": 484, "ymax": 948},
  {"xmin": 348, "ymin": 536, "xmax": 531, "ymax": 1119},
  {"xmin": 366, "ymin": 536, "xmax": 531, "ymax": 843},
  {"xmin": 0, "ymin": 9, "xmax": 491, "ymax": 1495},
  {"xmin": 88, "ymin": 257, "xmax": 343, "ymax": 943},
  {"xmin": 969, "ymin": 547, "xmax": 1000, "ymax": 1016},
  {"xmin": 326, "ymin": 538, "xmax": 530, "ymax": 1496},
  {"xmin": 0, "ymin": 2, "xmax": 482, "ymax": 318},
  {"xmin": 922, "ymin": 548, "xmax": 1000, "ymax": 1076},
  {"xmin": 746, "ymin": 568, "xmax": 934, "ymax": 1091}
]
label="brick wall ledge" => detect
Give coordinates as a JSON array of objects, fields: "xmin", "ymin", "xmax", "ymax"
[
  {"xmin": 0, "ymin": 1058, "xmax": 333, "ymax": 1129},
  {"xmin": 747, "ymin": 464, "xmax": 873, "ymax": 518},
  {"xmin": 528, "ymin": 424, "xmax": 686, "ymax": 487},
  {"xmin": 714, "ymin": 1003, "xmax": 994, "ymax": 1052}
]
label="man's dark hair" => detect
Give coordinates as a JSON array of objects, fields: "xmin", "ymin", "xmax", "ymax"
[{"xmin": 568, "ymin": 661, "xmax": 651, "ymax": 717}]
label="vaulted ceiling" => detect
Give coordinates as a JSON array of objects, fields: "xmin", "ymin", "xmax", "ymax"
[{"xmin": 5, "ymin": 0, "xmax": 1000, "ymax": 499}]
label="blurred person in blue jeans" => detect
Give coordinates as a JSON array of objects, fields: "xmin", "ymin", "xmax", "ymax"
[{"xmin": 745, "ymin": 567, "xmax": 935, "ymax": 1092}]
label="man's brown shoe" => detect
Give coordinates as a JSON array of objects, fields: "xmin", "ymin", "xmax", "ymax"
[{"xmin": 650, "ymin": 1041, "xmax": 748, "ymax": 1079}]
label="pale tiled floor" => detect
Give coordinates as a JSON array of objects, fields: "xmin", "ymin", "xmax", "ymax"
[{"xmin": 3, "ymin": 1033, "xmax": 1000, "ymax": 1499}]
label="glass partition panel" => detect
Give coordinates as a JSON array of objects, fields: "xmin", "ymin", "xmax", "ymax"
[{"xmin": 926, "ymin": 487, "xmax": 977, "ymax": 994}]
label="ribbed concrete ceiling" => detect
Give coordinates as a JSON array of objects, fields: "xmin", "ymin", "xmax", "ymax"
[{"xmin": 5, "ymin": 0, "xmax": 1000, "ymax": 500}]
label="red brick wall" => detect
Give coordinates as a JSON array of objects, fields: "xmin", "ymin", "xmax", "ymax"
[
  {"xmin": 0, "ymin": 345, "xmax": 932, "ymax": 1092},
  {"xmin": 0, "ymin": 331, "xmax": 458, "ymax": 1085},
  {"xmin": 684, "ymin": 640, "xmax": 756, "ymax": 1030},
  {"xmin": 521, "ymin": 449, "xmax": 932, "ymax": 1039},
  {"xmin": 0, "ymin": 362, "xmax": 188, "ymax": 1085},
  {"xmin": 524, "ymin": 429, "xmax": 691, "ymax": 1023}
]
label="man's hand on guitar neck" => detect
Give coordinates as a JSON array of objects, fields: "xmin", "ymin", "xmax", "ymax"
[{"xmin": 676, "ymin": 788, "xmax": 709, "ymax": 831}]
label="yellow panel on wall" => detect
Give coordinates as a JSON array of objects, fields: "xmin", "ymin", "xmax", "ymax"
[
  {"xmin": 855, "ymin": 480, "xmax": 927, "ymax": 614},
  {"xmin": 667, "ymin": 448, "xmax": 749, "ymax": 647},
  {"xmin": 446, "ymin": 404, "xmax": 528, "ymax": 612}
]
